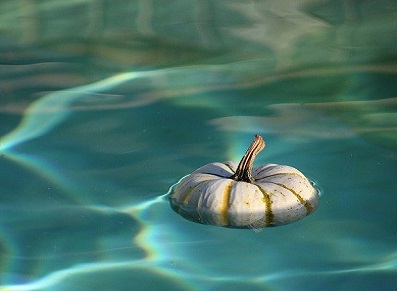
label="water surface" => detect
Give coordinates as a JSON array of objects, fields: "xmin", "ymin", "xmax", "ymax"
[{"xmin": 1, "ymin": 1, "xmax": 397, "ymax": 290}]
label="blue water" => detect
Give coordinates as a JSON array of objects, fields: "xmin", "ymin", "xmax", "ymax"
[{"xmin": 1, "ymin": 1, "xmax": 397, "ymax": 290}]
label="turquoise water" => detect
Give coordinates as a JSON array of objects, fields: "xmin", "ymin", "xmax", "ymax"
[{"xmin": 1, "ymin": 1, "xmax": 397, "ymax": 290}]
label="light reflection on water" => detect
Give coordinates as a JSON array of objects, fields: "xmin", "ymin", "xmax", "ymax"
[{"xmin": 1, "ymin": 0, "xmax": 397, "ymax": 290}]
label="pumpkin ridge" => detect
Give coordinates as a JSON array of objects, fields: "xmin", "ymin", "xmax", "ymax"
[
  {"xmin": 255, "ymin": 172, "xmax": 304, "ymax": 181},
  {"xmin": 271, "ymin": 182, "xmax": 314, "ymax": 214},
  {"xmin": 221, "ymin": 180, "xmax": 234, "ymax": 226},
  {"xmin": 254, "ymin": 167, "xmax": 274, "ymax": 178},
  {"xmin": 201, "ymin": 172, "xmax": 233, "ymax": 179},
  {"xmin": 179, "ymin": 184, "xmax": 199, "ymax": 205},
  {"xmin": 222, "ymin": 162, "xmax": 236, "ymax": 174},
  {"xmin": 253, "ymin": 184, "xmax": 274, "ymax": 226}
]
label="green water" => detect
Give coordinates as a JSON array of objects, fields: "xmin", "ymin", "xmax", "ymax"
[{"xmin": 1, "ymin": 1, "xmax": 397, "ymax": 290}]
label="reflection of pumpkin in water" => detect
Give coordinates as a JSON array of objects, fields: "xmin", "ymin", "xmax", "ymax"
[{"xmin": 169, "ymin": 135, "xmax": 320, "ymax": 229}]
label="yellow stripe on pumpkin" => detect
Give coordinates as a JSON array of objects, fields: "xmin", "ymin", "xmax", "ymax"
[
  {"xmin": 221, "ymin": 180, "xmax": 234, "ymax": 226},
  {"xmin": 272, "ymin": 182, "xmax": 314, "ymax": 214},
  {"xmin": 255, "ymin": 184, "xmax": 274, "ymax": 226}
]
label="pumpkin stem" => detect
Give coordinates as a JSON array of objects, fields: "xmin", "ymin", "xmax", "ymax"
[{"xmin": 232, "ymin": 135, "xmax": 265, "ymax": 183}]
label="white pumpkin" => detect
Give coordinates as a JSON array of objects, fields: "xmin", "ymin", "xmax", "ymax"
[{"xmin": 169, "ymin": 135, "xmax": 319, "ymax": 229}]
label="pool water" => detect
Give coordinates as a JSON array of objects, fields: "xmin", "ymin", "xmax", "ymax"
[{"xmin": 1, "ymin": 1, "xmax": 397, "ymax": 290}]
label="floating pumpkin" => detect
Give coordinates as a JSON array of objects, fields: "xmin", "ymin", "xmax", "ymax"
[{"xmin": 169, "ymin": 135, "xmax": 319, "ymax": 229}]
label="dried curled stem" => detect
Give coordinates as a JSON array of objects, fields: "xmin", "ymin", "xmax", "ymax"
[{"xmin": 232, "ymin": 135, "xmax": 265, "ymax": 183}]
